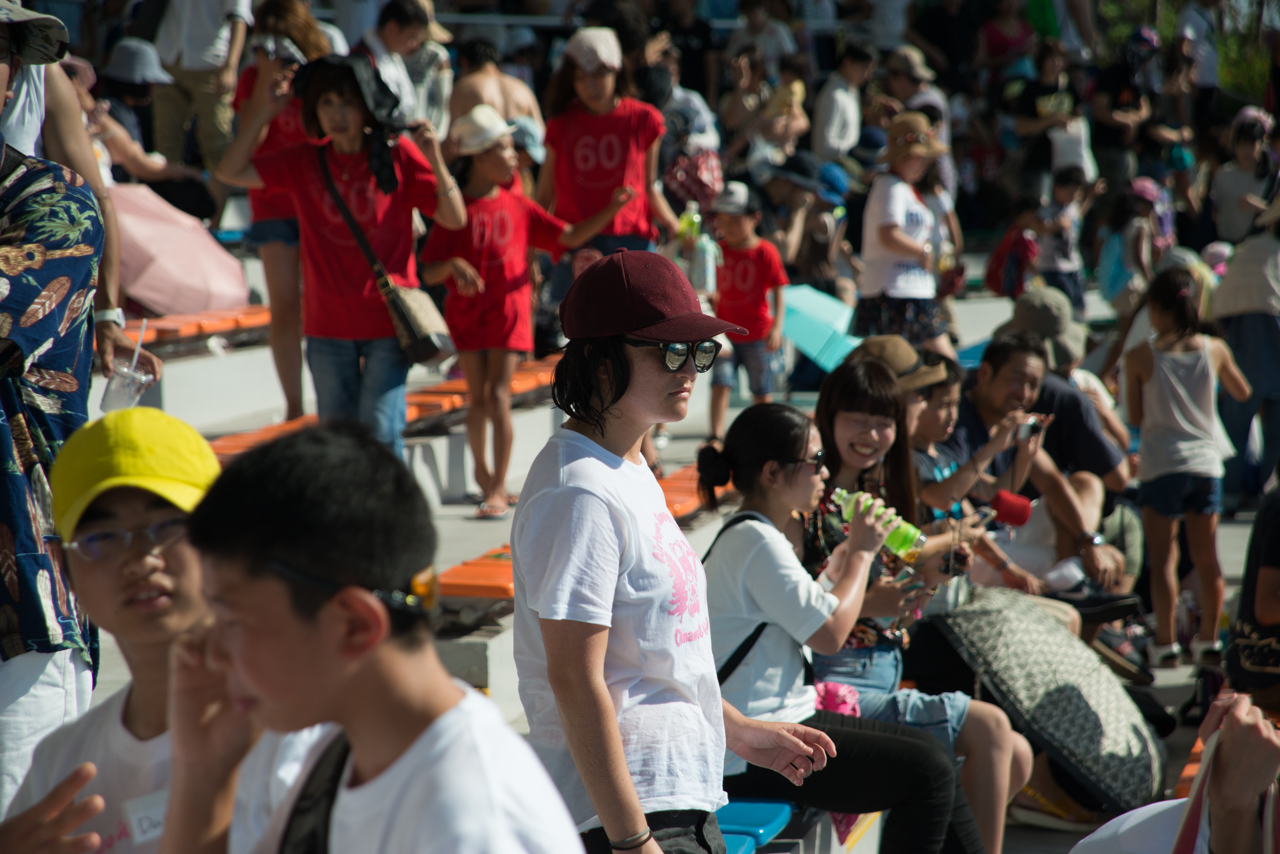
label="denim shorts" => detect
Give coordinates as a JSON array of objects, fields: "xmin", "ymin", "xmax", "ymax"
[
  {"xmin": 1137, "ymin": 472, "xmax": 1223, "ymax": 519},
  {"xmin": 711, "ymin": 338, "xmax": 777, "ymax": 396},
  {"xmin": 245, "ymin": 218, "xmax": 300, "ymax": 250},
  {"xmin": 813, "ymin": 644, "xmax": 970, "ymax": 759}
]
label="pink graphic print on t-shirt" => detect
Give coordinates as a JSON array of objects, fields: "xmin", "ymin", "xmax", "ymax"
[{"xmin": 652, "ymin": 512, "xmax": 710, "ymax": 646}]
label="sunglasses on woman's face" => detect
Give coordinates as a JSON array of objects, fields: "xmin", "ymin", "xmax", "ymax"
[
  {"xmin": 789, "ymin": 449, "xmax": 825, "ymax": 471},
  {"xmin": 623, "ymin": 339, "xmax": 722, "ymax": 373}
]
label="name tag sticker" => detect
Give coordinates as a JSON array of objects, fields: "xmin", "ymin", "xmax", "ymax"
[{"xmin": 123, "ymin": 788, "xmax": 169, "ymax": 843}]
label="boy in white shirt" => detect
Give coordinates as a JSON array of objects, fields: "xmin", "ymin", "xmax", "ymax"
[
  {"xmin": 0, "ymin": 407, "xmax": 321, "ymax": 854},
  {"xmin": 160, "ymin": 422, "xmax": 583, "ymax": 854}
]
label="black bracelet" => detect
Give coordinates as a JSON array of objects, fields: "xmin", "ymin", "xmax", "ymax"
[{"xmin": 610, "ymin": 828, "xmax": 653, "ymax": 850}]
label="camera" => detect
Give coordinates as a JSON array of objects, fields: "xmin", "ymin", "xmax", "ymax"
[
  {"xmin": 1017, "ymin": 417, "xmax": 1044, "ymax": 442},
  {"xmin": 248, "ymin": 34, "xmax": 307, "ymax": 65},
  {"xmin": 940, "ymin": 548, "xmax": 971, "ymax": 576}
]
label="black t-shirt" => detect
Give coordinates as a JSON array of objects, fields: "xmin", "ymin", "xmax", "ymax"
[
  {"xmin": 1228, "ymin": 490, "xmax": 1280, "ymax": 691},
  {"xmin": 913, "ymin": 444, "xmax": 966, "ymax": 522},
  {"xmin": 941, "ymin": 395, "xmax": 1015, "ymax": 491},
  {"xmin": 912, "ymin": 6, "xmax": 977, "ymax": 81},
  {"xmin": 1026, "ymin": 374, "xmax": 1125, "ymax": 499},
  {"xmin": 1093, "ymin": 63, "xmax": 1145, "ymax": 149},
  {"xmin": 664, "ymin": 16, "xmax": 716, "ymax": 97},
  {"xmin": 1014, "ymin": 79, "xmax": 1078, "ymax": 172}
]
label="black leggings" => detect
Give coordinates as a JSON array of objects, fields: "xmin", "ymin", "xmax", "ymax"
[{"xmin": 722, "ymin": 711, "xmax": 985, "ymax": 854}]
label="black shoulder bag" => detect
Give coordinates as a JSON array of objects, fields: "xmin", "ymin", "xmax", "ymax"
[
  {"xmin": 278, "ymin": 733, "xmax": 350, "ymax": 854},
  {"xmin": 316, "ymin": 146, "xmax": 454, "ymax": 365},
  {"xmin": 705, "ymin": 512, "xmax": 815, "ymax": 686}
]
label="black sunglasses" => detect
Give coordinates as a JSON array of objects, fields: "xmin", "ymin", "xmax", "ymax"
[
  {"xmin": 264, "ymin": 559, "xmax": 438, "ymax": 616},
  {"xmin": 788, "ymin": 449, "xmax": 825, "ymax": 470},
  {"xmin": 623, "ymin": 339, "xmax": 722, "ymax": 373}
]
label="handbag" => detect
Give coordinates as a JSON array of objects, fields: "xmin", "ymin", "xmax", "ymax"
[
  {"xmin": 1172, "ymin": 727, "xmax": 1280, "ymax": 854},
  {"xmin": 317, "ymin": 146, "xmax": 454, "ymax": 365}
]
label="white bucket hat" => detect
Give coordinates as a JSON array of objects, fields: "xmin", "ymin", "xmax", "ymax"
[{"xmin": 451, "ymin": 104, "xmax": 518, "ymax": 156}]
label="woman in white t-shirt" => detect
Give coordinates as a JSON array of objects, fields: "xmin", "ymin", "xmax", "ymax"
[
  {"xmin": 512, "ymin": 250, "xmax": 837, "ymax": 854},
  {"xmin": 699, "ymin": 403, "xmax": 986, "ymax": 854},
  {"xmin": 856, "ymin": 112, "xmax": 958, "ymax": 359}
]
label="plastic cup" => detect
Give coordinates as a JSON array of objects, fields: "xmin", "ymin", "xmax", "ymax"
[{"xmin": 100, "ymin": 359, "xmax": 153, "ymax": 411}]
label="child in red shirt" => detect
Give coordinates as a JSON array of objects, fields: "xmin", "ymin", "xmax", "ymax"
[
  {"xmin": 216, "ymin": 54, "xmax": 466, "ymax": 458},
  {"xmin": 709, "ymin": 181, "xmax": 788, "ymax": 440},
  {"xmin": 233, "ymin": 2, "xmax": 333, "ymax": 421},
  {"xmin": 421, "ymin": 105, "xmax": 633, "ymax": 519}
]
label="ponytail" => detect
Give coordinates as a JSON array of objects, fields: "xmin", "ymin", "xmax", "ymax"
[
  {"xmin": 1147, "ymin": 268, "xmax": 1199, "ymax": 338},
  {"xmin": 697, "ymin": 403, "xmax": 813, "ymax": 510}
]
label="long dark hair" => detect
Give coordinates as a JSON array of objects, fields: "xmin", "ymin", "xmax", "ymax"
[
  {"xmin": 543, "ymin": 54, "xmax": 637, "ymax": 119},
  {"xmin": 814, "ymin": 358, "xmax": 917, "ymax": 525},
  {"xmin": 1147, "ymin": 267, "xmax": 1199, "ymax": 338},
  {"xmin": 697, "ymin": 403, "xmax": 812, "ymax": 509},
  {"xmin": 550, "ymin": 337, "xmax": 632, "ymax": 433},
  {"xmin": 254, "ymin": 0, "xmax": 331, "ymax": 61}
]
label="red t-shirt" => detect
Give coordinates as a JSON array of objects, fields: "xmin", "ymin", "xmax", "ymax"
[
  {"xmin": 545, "ymin": 97, "xmax": 663, "ymax": 240},
  {"xmin": 421, "ymin": 188, "xmax": 565, "ymax": 352},
  {"xmin": 254, "ymin": 140, "xmax": 439, "ymax": 340},
  {"xmin": 716, "ymin": 239, "xmax": 788, "ymax": 342},
  {"xmin": 234, "ymin": 65, "xmax": 312, "ymax": 222}
]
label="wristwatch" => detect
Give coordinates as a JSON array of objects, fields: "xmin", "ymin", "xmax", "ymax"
[
  {"xmin": 1077, "ymin": 530, "xmax": 1105, "ymax": 549},
  {"xmin": 94, "ymin": 308, "xmax": 125, "ymax": 327}
]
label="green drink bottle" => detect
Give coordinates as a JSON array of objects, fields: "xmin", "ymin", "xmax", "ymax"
[{"xmin": 830, "ymin": 488, "xmax": 928, "ymax": 564}]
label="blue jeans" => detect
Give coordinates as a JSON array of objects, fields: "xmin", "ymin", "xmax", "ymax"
[
  {"xmin": 1137, "ymin": 472, "xmax": 1223, "ymax": 519},
  {"xmin": 305, "ymin": 336, "xmax": 409, "ymax": 458}
]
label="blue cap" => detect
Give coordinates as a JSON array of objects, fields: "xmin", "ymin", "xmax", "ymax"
[
  {"xmin": 818, "ymin": 162, "xmax": 849, "ymax": 206},
  {"xmin": 510, "ymin": 115, "xmax": 545, "ymax": 164}
]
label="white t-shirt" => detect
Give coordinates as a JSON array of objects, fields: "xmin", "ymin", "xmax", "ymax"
[
  {"xmin": 250, "ymin": 684, "xmax": 583, "ymax": 854},
  {"xmin": 1177, "ymin": 2, "xmax": 1218, "ymax": 88},
  {"xmin": 5, "ymin": 685, "xmax": 321, "ymax": 854},
  {"xmin": 512, "ymin": 428, "xmax": 727, "ymax": 830},
  {"xmin": 1070, "ymin": 798, "xmax": 1206, "ymax": 854},
  {"xmin": 861, "ymin": 172, "xmax": 937, "ymax": 299},
  {"xmin": 1210, "ymin": 162, "xmax": 1268, "ymax": 243},
  {"xmin": 704, "ymin": 514, "xmax": 836, "ymax": 776},
  {"xmin": 812, "ymin": 74, "xmax": 861, "ymax": 163}
]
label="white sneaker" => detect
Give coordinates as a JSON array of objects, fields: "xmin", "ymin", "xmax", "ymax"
[
  {"xmin": 1149, "ymin": 642, "xmax": 1182, "ymax": 668},
  {"xmin": 1190, "ymin": 638, "xmax": 1223, "ymax": 665}
]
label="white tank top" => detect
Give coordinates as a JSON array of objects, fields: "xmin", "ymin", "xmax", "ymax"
[
  {"xmin": 1137, "ymin": 339, "xmax": 1236, "ymax": 481},
  {"xmin": 0, "ymin": 64, "xmax": 45, "ymax": 156}
]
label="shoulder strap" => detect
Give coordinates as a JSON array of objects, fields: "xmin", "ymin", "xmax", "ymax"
[
  {"xmin": 316, "ymin": 146, "xmax": 394, "ymax": 297},
  {"xmin": 279, "ymin": 732, "xmax": 350, "ymax": 854},
  {"xmin": 701, "ymin": 511, "xmax": 769, "ymax": 563},
  {"xmin": 717, "ymin": 622, "xmax": 768, "ymax": 685}
]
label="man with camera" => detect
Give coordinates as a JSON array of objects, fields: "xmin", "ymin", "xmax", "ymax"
[{"xmin": 945, "ymin": 329, "xmax": 1130, "ymax": 605}]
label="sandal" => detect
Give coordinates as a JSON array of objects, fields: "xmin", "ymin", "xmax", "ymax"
[
  {"xmin": 1007, "ymin": 785, "xmax": 1101, "ymax": 833},
  {"xmin": 475, "ymin": 502, "xmax": 511, "ymax": 520}
]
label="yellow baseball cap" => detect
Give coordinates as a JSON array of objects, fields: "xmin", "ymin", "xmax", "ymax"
[{"xmin": 50, "ymin": 407, "xmax": 220, "ymax": 540}]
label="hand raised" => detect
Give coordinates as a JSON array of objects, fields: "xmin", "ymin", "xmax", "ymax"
[
  {"xmin": 168, "ymin": 623, "xmax": 257, "ymax": 773},
  {"xmin": 0, "ymin": 763, "xmax": 103, "ymax": 854}
]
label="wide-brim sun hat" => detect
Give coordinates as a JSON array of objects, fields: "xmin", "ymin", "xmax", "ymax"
[
  {"xmin": 883, "ymin": 45, "xmax": 935, "ymax": 82},
  {"xmin": 0, "ymin": 0, "xmax": 68, "ymax": 64},
  {"xmin": 852, "ymin": 335, "xmax": 947, "ymax": 391},
  {"xmin": 991, "ymin": 286, "xmax": 1087, "ymax": 370},
  {"xmin": 50, "ymin": 407, "xmax": 221, "ymax": 541},
  {"xmin": 420, "ymin": 0, "xmax": 452, "ymax": 44},
  {"xmin": 560, "ymin": 249, "xmax": 746, "ymax": 341},
  {"xmin": 452, "ymin": 104, "xmax": 517, "ymax": 156},
  {"xmin": 880, "ymin": 111, "xmax": 948, "ymax": 163},
  {"xmin": 101, "ymin": 36, "xmax": 173, "ymax": 85},
  {"xmin": 292, "ymin": 54, "xmax": 401, "ymax": 128}
]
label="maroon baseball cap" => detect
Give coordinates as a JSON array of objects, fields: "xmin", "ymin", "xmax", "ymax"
[{"xmin": 559, "ymin": 249, "xmax": 747, "ymax": 341}]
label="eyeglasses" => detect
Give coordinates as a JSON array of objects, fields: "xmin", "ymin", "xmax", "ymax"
[
  {"xmin": 788, "ymin": 449, "xmax": 825, "ymax": 471},
  {"xmin": 623, "ymin": 339, "xmax": 722, "ymax": 373},
  {"xmin": 66, "ymin": 517, "xmax": 189, "ymax": 563},
  {"xmin": 263, "ymin": 559, "xmax": 438, "ymax": 616}
]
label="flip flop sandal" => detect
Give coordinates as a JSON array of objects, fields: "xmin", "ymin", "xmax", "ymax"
[
  {"xmin": 475, "ymin": 502, "xmax": 511, "ymax": 520},
  {"xmin": 1008, "ymin": 785, "xmax": 1101, "ymax": 833}
]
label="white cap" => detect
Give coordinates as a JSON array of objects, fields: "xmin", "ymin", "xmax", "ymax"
[
  {"xmin": 710, "ymin": 182, "xmax": 751, "ymax": 215},
  {"xmin": 451, "ymin": 104, "xmax": 518, "ymax": 156},
  {"xmin": 563, "ymin": 27, "xmax": 622, "ymax": 73}
]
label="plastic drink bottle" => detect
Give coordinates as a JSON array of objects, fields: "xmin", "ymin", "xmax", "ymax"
[
  {"xmin": 689, "ymin": 233, "xmax": 721, "ymax": 294},
  {"xmin": 830, "ymin": 488, "xmax": 928, "ymax": 563},
  {"xmin": 678, "ymin": 201, "xmax": 701, "ymax": 240}
]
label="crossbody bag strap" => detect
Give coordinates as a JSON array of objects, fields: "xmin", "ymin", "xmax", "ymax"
[
  {"xmin": 278, "ymin": 732, "xmax": 351, "ymax": 854},
  {"xmin": 316, "ymin": 146, "xmax": 395, "ymax": 298},
  {"xmin": 706, "ymin": 511, "xmax": 813, "ymax": 686}
]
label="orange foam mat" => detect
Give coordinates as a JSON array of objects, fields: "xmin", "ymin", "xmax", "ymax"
[
  {"xmin": 406, "ymin": 391, "xmax": 467, "ymax": 411},
  {"xmin": 1174, "ymin": 737, "xmax": 1206, "ymax": 798},
  {"xmin": 440, "ymin": 545, "xmax": 513, "ymax": 599}
]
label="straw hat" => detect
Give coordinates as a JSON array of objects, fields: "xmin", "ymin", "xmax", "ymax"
[{"xmin": 879, "ymin": 112, "xmax": 948, "ymax": 163}]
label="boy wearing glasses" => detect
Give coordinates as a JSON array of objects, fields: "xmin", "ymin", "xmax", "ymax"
[
  {"xmin": 2, "ymin": 408, "xmax": 322, "ymax": 854},
  {"xmin": 708, "ymin": 181, "xmax": 788, "ymax": 443}
]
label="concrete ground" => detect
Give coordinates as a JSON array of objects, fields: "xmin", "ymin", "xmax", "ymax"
[{"xmin": 89, "ymin": 291, "xmax": 1236, "ymax": 852}]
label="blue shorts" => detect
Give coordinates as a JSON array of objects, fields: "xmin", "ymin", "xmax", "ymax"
[
  {"xmin": 245, "ymin": 218, "xmax": 300, "ymax": 250},
  {"xmin": 1137, "ymin": 472, "xmax": 1223, "ymax": 519},
  {"xmin": 812, "ymin": 644, "xmax": 970, "ymax": 759},
  {"xmin": 711, "ymin": 338, "xmax": 777, "ymax": 396}
]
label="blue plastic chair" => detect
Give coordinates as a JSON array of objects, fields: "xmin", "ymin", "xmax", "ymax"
[
  {"xmin": 714, "ymin": 800, "xmax": 792, "ymax": 847},
  {"xmin": 722, "ymin": 834, "xmax": 757, "ymax": 854}
]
